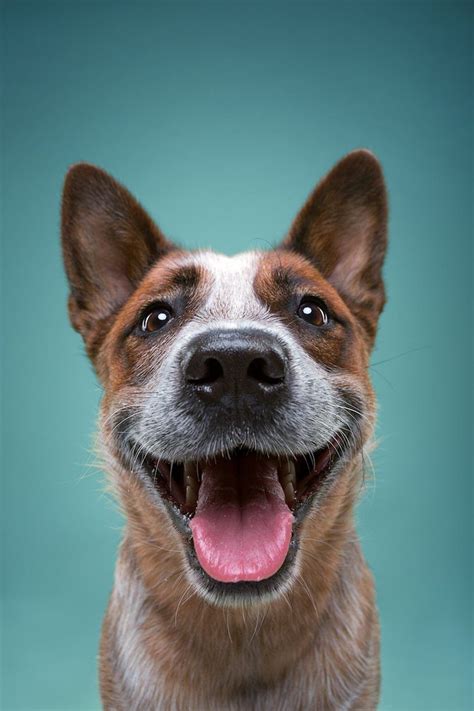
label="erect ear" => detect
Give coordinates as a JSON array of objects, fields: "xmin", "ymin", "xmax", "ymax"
[
  {"xmin": 282, "ymin": 150, "xmax": 388, "ymax": 343},
  {"xmin": 61, "ymin": 163, "xmax": 174, "ymax": 353}
]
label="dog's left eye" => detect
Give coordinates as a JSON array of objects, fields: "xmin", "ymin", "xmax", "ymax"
[
  {"xmin": 297, "ymin": 300, "xmax": 329, "ymax": 327},
  {"xmin": 141, "ymin": 307, "xmax": 173, "ymax": 333}
]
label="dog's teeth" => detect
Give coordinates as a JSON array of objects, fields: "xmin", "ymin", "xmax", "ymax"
[
  {"xmin": 185, "ymin": 474, "xmax": 198, "ymax": 494},
  {"xmin": 284, "ymin": 481, "xmax": 296, "ymax": 506},
  {"xmin": 288, "ymin": 460, "xmax": 296, "ymax": 485},
  {"xmin": 280, "ymin": 460, "xmax": 296, "ymax": 486},
  {"xmin": 184, "ymin": 462, "xmax": 198, "ymax": 484},
  {"xmin": 185, "ymin": 485, "xmax": 197, "ymax": 508}
]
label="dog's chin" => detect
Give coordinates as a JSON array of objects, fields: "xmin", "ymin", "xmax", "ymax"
[{"xmin": 125, "ymin": 436, "xmax": 348, "ymax": 606}]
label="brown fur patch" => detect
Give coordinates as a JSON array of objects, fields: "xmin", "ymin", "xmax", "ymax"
[
  {"xmin": 255, "ymin": 249, "xmax": 371, "ymax": 375},
  {"xmin": 97, "ymin": 254, "xmax": 211, "ymax": 387}
]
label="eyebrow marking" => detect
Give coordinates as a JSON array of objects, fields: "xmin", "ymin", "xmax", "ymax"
[
  {"xmin": 270, "ymin": 264, "xmax": 322, "ymax": 292},
  {"xmin": 166, "ymin": 264, "xmax": 202, "ymax": 291}
]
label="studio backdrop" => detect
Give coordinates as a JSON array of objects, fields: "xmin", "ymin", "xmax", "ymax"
[{"xmin": 2, "ymin": 2, "xmax": 472, "ymax": 710}]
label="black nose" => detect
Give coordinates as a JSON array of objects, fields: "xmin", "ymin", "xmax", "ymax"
[{"xmin": 183, "ymin": 329, "xmax": 288, "ymax": 403}]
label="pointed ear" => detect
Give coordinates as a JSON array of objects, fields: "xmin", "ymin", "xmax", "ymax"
[
  {"xmin": 61, "ymin": 163, "xmax": 174, "ymax": 351},
  {"xmin": 282, "ymin": 150, "xmax": 388, "ymax": 343}
]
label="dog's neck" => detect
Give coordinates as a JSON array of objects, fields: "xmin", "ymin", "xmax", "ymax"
[{"xmin": 100, "ymin": 468, "xmax": 379, "ymax": 710}]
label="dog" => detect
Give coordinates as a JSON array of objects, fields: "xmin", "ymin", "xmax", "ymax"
[{"xmin": 61, "ymin": 149, "xmax": 387, "ymax": 710}]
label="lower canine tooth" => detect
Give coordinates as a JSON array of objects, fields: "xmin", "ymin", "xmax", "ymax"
[
  {"xmin": 281, "ymin": 460, "xmax": 296, "ymax": 486},
  {"xmin": 284, "ymin": 481, "xmax": 296, "ymax": 505},
  {"xmin": 185, "ymin": 474, "xmax": 198, "ymax": 492},
  {"xmin": 184, "ymin": 462, "xmax": 198, "ymax": 484},
  {"xmin": 185, "ymin": 485, "xmax": 197, "ymax": 507}
]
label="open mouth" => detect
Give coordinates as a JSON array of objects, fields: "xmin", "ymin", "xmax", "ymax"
[{"xmin": 140, "ymin": 437, "xmax": 343, "ymax": 585}]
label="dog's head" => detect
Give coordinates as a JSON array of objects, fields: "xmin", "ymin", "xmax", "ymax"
[{"xmin": 62, "ymin": 151, "xmax": 387, "ymax": 604}]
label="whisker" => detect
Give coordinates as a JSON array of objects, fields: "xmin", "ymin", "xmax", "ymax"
[{"xmin": 369, "ymin": 345, "xmax": 430, "ymax": 368}]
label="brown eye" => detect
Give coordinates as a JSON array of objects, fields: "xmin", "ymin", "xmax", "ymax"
[
  {"xmin": 297, "ymin": 300, "xmax": 328, "ymax": 327},
  {"xmin": 141, "ymin": 307, "xmax": 173, "ymax": 333}
]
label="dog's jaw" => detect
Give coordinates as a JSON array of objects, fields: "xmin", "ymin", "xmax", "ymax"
[
  {"xmin": 100, "ymin": 461, "xmax": 380, "ymax": 711},
  {"xmin": 110, "ymin": 431, "xmax": 356, "ymax": 601}
]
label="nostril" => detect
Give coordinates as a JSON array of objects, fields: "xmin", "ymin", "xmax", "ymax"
[
  {"xmin": 187, "ymin": 357, "xmax": 224, "ymax": 386},
  {"xmin": 247, "ymin": 356, "xmax": 285, "ymax": 386}
]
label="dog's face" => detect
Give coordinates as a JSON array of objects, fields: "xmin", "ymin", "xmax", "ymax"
[{"xmin": 62, "ymin": 151, "xmax": 387, "ymax": 604}]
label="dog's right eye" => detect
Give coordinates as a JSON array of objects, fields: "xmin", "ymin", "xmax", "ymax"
[{"xmin": 141, "ymin": 306, "xmax": 173, "ymax": 333}]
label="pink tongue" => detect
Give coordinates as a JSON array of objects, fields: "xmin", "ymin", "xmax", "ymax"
[{"xmin": 190, "ymin": 455, "xmax": 293, "ymax": 583}]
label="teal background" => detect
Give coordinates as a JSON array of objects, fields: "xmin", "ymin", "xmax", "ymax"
[{"xmin": 1, "ymin": 2, "xmax": 472, "ymax": 710}]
